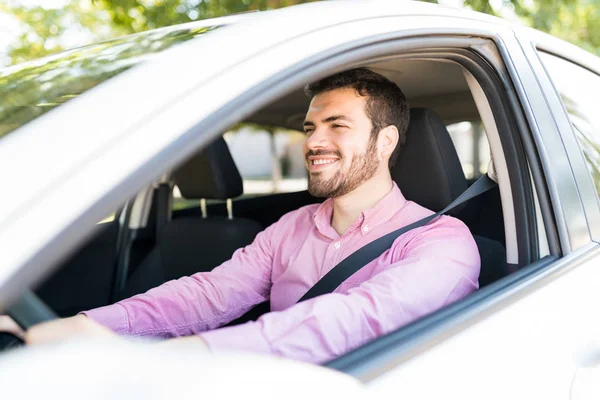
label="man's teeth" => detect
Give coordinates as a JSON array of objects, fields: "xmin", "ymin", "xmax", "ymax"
[{"xmin": 313, "ymin": 159, "xmax": 337, "ymax": 165}]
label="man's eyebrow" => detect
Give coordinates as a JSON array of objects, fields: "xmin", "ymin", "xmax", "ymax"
[
  {"xmin": 322, "ymin": 115, "xmax": 353, "ymax": 124},
  {"xmin": 303, "ymin": 115, "xmax": 353, "ymax": 127}
]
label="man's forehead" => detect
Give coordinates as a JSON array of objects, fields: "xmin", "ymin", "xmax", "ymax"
[{"xmin": 306, "ymin": 88, "xmax": 366, "ymax": 119}]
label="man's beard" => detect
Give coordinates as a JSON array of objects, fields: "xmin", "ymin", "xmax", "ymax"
[{"xmin": 307, "ymin": 137, "xmax": 379, "ymax": 198}]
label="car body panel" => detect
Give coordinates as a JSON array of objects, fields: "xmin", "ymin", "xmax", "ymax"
[{"xmin": 368, "ymin": 242, "xmax": 600, "ymax": 398}]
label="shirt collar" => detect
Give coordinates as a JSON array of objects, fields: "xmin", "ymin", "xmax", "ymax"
[{"xmin": 313, "ymin": 182, "xmax": 407, "ymax": 239}]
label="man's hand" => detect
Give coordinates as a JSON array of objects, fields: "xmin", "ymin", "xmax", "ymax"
[
  {"xmin": 24, "ymin": 315, "xmax": 116, "ymax": 345},
  {"xmin": 0, "ymin": 315, "xmax": 25, "ymax": 339},
  {"xmin": 158, "ymin": 335, "xmax": 210, "ymax": 350},
  {"xmin": 5, "ymin": 313, "xmax": 209, "ymax": 350}
]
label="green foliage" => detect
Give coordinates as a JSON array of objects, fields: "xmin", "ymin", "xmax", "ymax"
[{"xmin": 91, "ymin": 0, "xmax": 317, "ymax": 33}]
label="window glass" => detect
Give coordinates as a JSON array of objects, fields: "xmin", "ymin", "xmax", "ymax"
[
  {"xmin": 0, "ymin": 24, "xmax": 221, "ymax": 141},
  {"xmin": 538, "ymin": 52, "xmax": 600, "ymax": 201},
  {"xmin": 225, "ymin": 126, "xmax": 308, "ymax": 195},
  {"xmin": 447, "ymin": 121, "xmax": 490, "ymax": 180}
]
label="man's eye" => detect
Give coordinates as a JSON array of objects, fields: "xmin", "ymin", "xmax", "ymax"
[
  {"xmin": 332, "ymin": 124, "xmax": 346, "ymax": 129},
  {"xmin": 304, "ymin": 129, "xmax": 314, "ymax": 134}
]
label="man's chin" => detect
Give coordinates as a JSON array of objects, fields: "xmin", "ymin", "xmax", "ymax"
[
  {"xmin": 308, "ymin": 180, "xmax": 343, "ymax": 198},
  {"xmin": 308, "ymin": 181, "xmax": 333, "ymax": 198}
]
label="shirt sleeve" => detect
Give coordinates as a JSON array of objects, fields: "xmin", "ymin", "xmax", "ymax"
[
  {"xmin": 199, "ymin": 217, "xmax": 480, "ymax": 364},
  {"xmin": 82, "ymin": 217, "xmax": 282, "ymax": 338}
]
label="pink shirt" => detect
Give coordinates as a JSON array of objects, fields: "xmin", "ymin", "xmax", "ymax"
[{"xmin": 84, "ymin": 182, "xmax": 480, "ymax": 364}]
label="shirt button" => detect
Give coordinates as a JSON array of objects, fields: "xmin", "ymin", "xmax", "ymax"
[
  {"xmin": 334, "ymin": 242, "xmax": 340, "ymax": 249},
  {"xmin": 363, "ymin": 225, "xmax": 369, "ymax": 233}
]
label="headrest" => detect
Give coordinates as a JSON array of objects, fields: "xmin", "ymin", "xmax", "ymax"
[
  {"xmin": 392, "ymin": 108, "xmax": 468, "ymax": 213},
  {"xmin": 173, "ymin": 137, "xmax": 243, "ymax": 200}
]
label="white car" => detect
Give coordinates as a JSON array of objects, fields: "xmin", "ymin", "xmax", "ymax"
[{"xmin": 1, "ymin": 1, "xmax": 600, "ymax": 398}]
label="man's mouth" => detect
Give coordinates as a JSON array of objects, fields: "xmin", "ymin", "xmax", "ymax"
[{"xmin": 307, "ymin": 157, "xmax": 340, "ymax": 171}]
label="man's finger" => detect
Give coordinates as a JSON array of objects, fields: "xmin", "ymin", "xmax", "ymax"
[{"xmin": 0, "ymin": 315, "xmax": 25, "ymax": 339}]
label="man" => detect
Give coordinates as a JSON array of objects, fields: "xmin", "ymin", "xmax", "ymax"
[{"xmin": 8, "ymin": 68, "xmax": 480, "ymax": 364}]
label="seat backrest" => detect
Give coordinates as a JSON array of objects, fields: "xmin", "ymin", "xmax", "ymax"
[
  {"xmin": 122, "ymin": 137, "xmax": 263, "ymax": 298},
  {"xmin": 393, "ymin": 108, "xmax": 468, "ymax": 215},
  {"xmin": 392, "ymin": 108, "xmax": 507, "ymax": 287}
]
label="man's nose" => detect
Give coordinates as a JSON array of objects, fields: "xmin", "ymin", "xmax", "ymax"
[{"xmin": 306, "ymin": 127, "xmax": 329, "ymax": 149}]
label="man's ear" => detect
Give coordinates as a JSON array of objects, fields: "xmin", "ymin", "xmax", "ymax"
[{"xmin": 378, "ymin": 125, "xmax": 399, "ymax": 161}]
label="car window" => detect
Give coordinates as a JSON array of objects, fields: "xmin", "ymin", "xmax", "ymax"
[
  {"xmin": 0, "ymin": 24, "xmax": 221, "ymax": 142},
  {"xmin": 173, "ymin": 126, "xmax": 307, "ymax": 210},
  {"xmin": 447, "ymin": 121, "xmax": 490, "ymax": 180},
  {"xmin": 225, "ymin": 127, "xmax": 308, "ymax": 195},
  {"xmin": 538, "ymin": 52, "xmax": 600, "ymax": 202}
]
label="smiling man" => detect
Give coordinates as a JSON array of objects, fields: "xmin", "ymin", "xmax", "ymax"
[{"xmin": 20, "ymin": 68, "xmax": 480, "ymax": 363}]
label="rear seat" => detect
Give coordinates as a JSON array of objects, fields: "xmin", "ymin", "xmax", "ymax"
[{"xmin": 122, "ymin": 137, "xmax": 263, "ymax": 298}]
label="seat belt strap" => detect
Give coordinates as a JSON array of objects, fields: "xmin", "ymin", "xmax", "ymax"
[{"xmin": 298, "ymin": 175, "xmax": 498, "ymax": 303}]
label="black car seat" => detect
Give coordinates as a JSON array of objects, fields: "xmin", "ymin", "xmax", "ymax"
[
  {"xmin": 393, "ymin": 108, "xmax": 507, "ymax": 287},
  {"xmin": 122, "ymin": 137, "xmax": 263, "ymax": 298}
]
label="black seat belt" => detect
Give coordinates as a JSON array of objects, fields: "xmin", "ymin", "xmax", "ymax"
[{"xmin": 298, "ymin": 175, "xmax": 498, "ymax": 303}]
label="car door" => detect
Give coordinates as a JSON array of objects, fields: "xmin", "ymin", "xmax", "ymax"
[{"xmin": 359, "ymin": 27, "xmax": 600, "ymax": 400}]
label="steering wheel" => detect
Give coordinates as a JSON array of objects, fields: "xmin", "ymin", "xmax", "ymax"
[{"xmin": 1, "ymin": 290, "xmax": 58, "ymax": 350}]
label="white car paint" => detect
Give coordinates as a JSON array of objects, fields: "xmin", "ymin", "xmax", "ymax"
[{"xmin": 0, "ymin": 337, "xmax": 367, "ymax": 398}]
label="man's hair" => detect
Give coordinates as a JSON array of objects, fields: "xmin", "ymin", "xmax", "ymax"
[{"xmin": 304, "ymin": 68, "xmax": 410, "ymax": 170}]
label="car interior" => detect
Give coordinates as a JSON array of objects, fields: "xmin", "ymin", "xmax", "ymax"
[{"xmin": 34, "ymin": 58, "xmax": 510, "ymax": 331}]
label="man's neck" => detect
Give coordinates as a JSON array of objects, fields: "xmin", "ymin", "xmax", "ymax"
[{"xmin": 331, "ymin": 174, "xmax": 394, "ymax": 236}]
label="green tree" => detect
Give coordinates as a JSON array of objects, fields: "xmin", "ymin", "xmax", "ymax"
[{"xmin": 91, "ymin": 0, "xmax": 318, "ymax": 33}]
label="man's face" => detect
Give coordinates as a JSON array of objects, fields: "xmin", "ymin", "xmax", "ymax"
[{"xmin": 303, "ymin": 88, "xmax": 380, "ymax": 198}]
